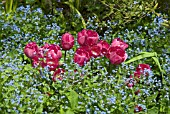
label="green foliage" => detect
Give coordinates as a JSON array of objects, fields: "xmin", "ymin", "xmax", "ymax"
[
  {"xmin": 0, "ymin": 0, "xmax": 170, "ymax": 114},
  {"xmin": 157, "ymin": 0, "xmax": 170, "ymax": 16},
  {"xmin": 2, "ymin": 0, "xmax": 163, "ymax": 35}
]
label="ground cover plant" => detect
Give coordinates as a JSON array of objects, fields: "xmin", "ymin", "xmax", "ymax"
[{"xmin": 0, "ymin": 0, "xmax": 170, "ymax": 114}]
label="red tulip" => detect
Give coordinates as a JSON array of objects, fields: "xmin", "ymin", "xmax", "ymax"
[
  {"xmin": 134, "ymin": 71, "xmax": 141, "ymax": 79},
  {"xmin": 42, "ymin": 58, "xmax": 59, "ymax": 71},
  {"xmin": 74, "ymin": 47, "xmax": 90, "ymax": 66},
  {"xmin": 111, "ymin": 38, "xmax": 128, "ymax": 50},
  {"xmin": 136, "ymin": 64, "xmax": 151, "ymax": 73},
  {"xmin": 78, "ymin": 45, "xmax": 91, "ymax": 52},
  {"xmin": 52, "ymin": 68, "xmax": 65, "ymax": 81},
  {"xmin": 30, "ymin": 47, "xmax": 45, "ymax": 68},
  {"xmin": 42, "ymin": 44, "xmax": 62, "ymax": 60},
  {"xmin": 32, "ymin": 56, "xmax": 39, "ymax": 67},
  {"xmin": 39, "ymin": 43, "xmax": 62, "ymax": 71},
  {"xmin": 97, "ymin": 40, "xmax": 110, "ymax": 56},
  {"xmin": 24, "ymin": 42, "xmax": 39, "ymax": 59},
  {"xmin": 77, "ymin": 29, "xmax": 87, "ymax": 46},
  {"xmin": 61, "ymin": 33, "xmax": 74, "ymax": 50},
  {"xmin": 107, "ymin": 46, "xmax": 128, "ymax": 65},
  {"xmin": 90, "ymin": 45, "xmax": 101, "ymax": 58},
  {"xmin": 77, "ymin": 29, "xmax": 99, "ymax": 46},
  {"xmin": 134, "ymin": 105, "xmax": 143, "ymax": 113},
  {"xmin": 134, "ymin": 64, "xmax": 151, "ymax": 78}
]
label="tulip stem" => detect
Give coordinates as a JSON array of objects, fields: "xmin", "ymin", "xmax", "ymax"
[
  {"xmin": 117, "ymin": 66, "xmax": 121, "ymax": 84},
  {"xmin": 91, "ymin": 60, "xmax": 93, "ymax": 70},
  {"xmin": 108, "ymin": 61, "xmax": 111, "ymax": 76},
  {"xmin": 64, "ymin": 50, "xmax": 67, "ymax": 62}
]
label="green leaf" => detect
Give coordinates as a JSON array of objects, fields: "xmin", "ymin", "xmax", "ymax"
[
  {"xmin": 148, "ymin": 107, "xmax": 158, "ymax": 114},
  {"xmin": 60, "ymin": 106, "xmax": 65, "ymax": 114},
  {"xmin": 1, "ymin": 74, "xmax": 9, "ymax": 85},
  {"xmin": 152, "ymin": 57, "xmax": 166, "ymax": 85},
  {"xmin": 66, "ymin": 90, "xmax": 78, "ymax": 110},
  {"xmin": 66, "ymin": 109, "xmax": 74, "ymax": 114},
  {"xmin": 161, "ymin": 22, "xmax": 169, "ymax": 27},
  {"xmin": 75, "ymin": 0, "xmax": 80, "ymax": 10},
  {"xmin": 9, "ymin": 0, "xmax": 13, "ymax": 12},
  {"xmin": 153, "ymin": 3, "xmax": 158, "ymax": 10},
  {"xmin": 24, "ymin": 64, "xmax": 33, "ymax": 71},
  {"xmin": 112, "ymin": 109, "xmax": 122, "ymax": 114},
  {"xmin": 84, "ymin": 80, "xmax": 92, "ymax": 88},
  {"xmin": 152, "ymin": 57, "xmax": 165, "ymax": 74},
  {"xmin": 36, "ymin": 105, "xmax": 43, "ymax": 114},
  {"xmin": 92, "ymin": 75, "xmax": 99, "ymax": 82},
  {"xmin": 0, "ymin": 83, "xmax": 3, "ymax": 101},
  {"xmin": 98, "ymin": 101, "xmax": 106, "ymax": 111},
  {"xmin": 12, "ymin": 0, "xmax": 18, "ymax": 12},
  {"xmin": 146, "ymin": 92, "xmax": 158, "ymax": 103},
  {"xmin": 5, "ymin": 0, "xmax": 15, "ymax": 13},
  {"xmin": 125, "ymin": 52, "xmax": 157, "ymax": 64}
]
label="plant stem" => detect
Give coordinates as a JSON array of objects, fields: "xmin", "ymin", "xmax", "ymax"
[
  {"xmin": 108, "ymin": 61, "xmax": 111, "ymax": 76},
  {"xmin": 117, "ymin": 66, "xmax": 121, "ymax": 84},
  {"xmin": 64, "ymin": 50, "xmax": 67, "ymax": 62},
  {"xmin": 91, "ymin": 60, "xmax": 93, "ymax": 70}
]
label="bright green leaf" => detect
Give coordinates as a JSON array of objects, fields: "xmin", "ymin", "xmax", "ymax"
[
  {"xmin": 66, "ymin": 109, "xmax": 74, "ymax": 114},
  {"xmin": 60, "ymin": 106, "xmax": 65, "ymax": 114},
  {"xmin": 152, "ymin": 57, "xmax": 165, "ymax": 74},
  {"xmin": 125, "ymin": 52, "xmax": 157, "ymax": 64},
  {"xmin": 66, "ymin": 90, "xmax": 78, "ymax": 110},
  {"xmin": 148, "ymin": 107, "xmax": 159, "ymax": 114}
]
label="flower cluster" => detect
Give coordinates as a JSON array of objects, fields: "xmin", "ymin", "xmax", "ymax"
[
  {"xmin": 74, "ymin": 29, "xmax": 128, "ymax": 66},
  {"xmin": 126, "ymin": 63, "xmax": 151, "ymax": 88},
  {"xmin": 24, "ymin": 33, "xmax": 75, "ymax": 80},
  {"xmin": 24, "ymin": 42, "xmax": 62, "ymax": 70},
  {"xmin": 125, "ymin": 64, "xmax": 151, "ymax": 113},
  {"xmin": 24, "ymin": 29, "xmax": 129, "ymax": 80},
  {"xmin": 24, "ymin": 42, "xmax": 64, "ymax": 80},
  {"xmin": 134, "ymin": 64, "xmax": 151, "ymax": 79}
]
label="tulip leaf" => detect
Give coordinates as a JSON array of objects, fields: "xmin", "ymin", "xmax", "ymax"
[
  {"xmin": 12, "ymin": 0, "xmax": 18, "ymax": 12},
  {"xmin": 66, "ymin": 109, "xmax": 74, "ymax": 114},
  {"xmin": 5, "ymin": 0, "xmax": 18, "ymax": 13},
  {"xmin": 152, "ymin": 57, "xmax": 165, "ymax": 74},
  {"xmin": 66, "ymin": 89, "xmax": 78, "ymax": 110},
  {"xmin": 125, "ymin": 52, "xmax": 157, "ymax": 64},
  {"xmin": 152, "ymin": 57, "xmax": 166, "ymax": 84}
]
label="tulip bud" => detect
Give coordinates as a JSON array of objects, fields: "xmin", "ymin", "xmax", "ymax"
[{"xmin": 61, "ymin": 33, "xmax": 74, "ymax": 50}]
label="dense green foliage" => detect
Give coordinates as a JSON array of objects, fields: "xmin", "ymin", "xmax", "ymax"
[{"xmin": 0, "ymin": 0, "xmax": 170, "ymax": 113}]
